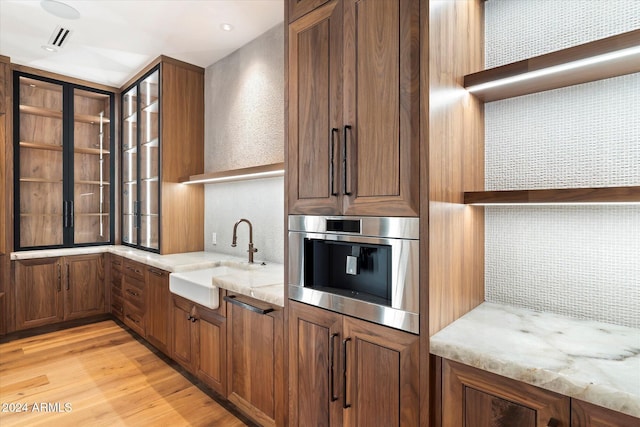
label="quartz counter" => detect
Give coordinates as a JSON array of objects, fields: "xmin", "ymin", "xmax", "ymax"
[{"xmin": 430, "ymin": 302, "xmax": 640, "ymax": 417}]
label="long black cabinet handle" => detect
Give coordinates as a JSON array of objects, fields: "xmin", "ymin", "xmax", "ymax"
[
  {"xmin": 330, "ymin": 333, "xmax": 339, "ymax": 402},
  {"xmin": 343, "ymin": 125, "xmax": 352, "ymax": 195},
  {"xmin": 343, "ymin": 337, "xmax": 351, "ymax": 409},
  {"xmin": 224, "ymin": 295, "xmax": 274, "ymax": 315},
  {"xmin": 63, "ymin": 201, "xmax": 69, "ymax": 228},
  {"xmin": 330, "ymin": 128, "xmax": 339, "ymax": 196},
  {"xmin": 69, "ymin": 201, "xmax": 74, "ymax": 228},
  {"xmin": 57, "ymin": 263, "xmax": 62, "ymax": 292}
]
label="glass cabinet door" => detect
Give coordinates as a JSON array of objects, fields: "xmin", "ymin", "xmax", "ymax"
[
  {"xmin": 138, "ymin": 69, "xmax": 160, "ymax": 250},
  {"xmin": 122, "ymin": 86, "xmax": 139, "ymax": 246},
  {"xmin": 16, "ymin": 75, "xmax": 64, "ymax": 248},
  {"xmin": 122, "ymin": 67, "xmax": 160, "ymax": 252},
  {"xmin": 73, "ymin": 88, "xmax": 112, "ymax": 244}
]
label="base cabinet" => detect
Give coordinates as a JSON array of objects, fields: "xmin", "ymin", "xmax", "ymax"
[
  {"xmin": 122, "ymin": 259, "xmax": 146, "ymax": 336},
  {"xmin": 289, "ymin": 300, "xmax": 419, "ymax": 427},
  {"xmin": 145, "ymin": 266, "xmax": 170, "ymax": 356},
  {"xmin": 571, "ymin": 399, "xmax": 639, "ymax": 427},
  {"xmin": 440, "ymin": 358, "xmax": 638, "ymax": 427},
  {"xmin": 14, "ymin": 254, "xmax": 105, "ymax": 330},
  {"xmin": 109, "ymin": 255, "xmax": 124, "ymax": 320},
  {"xmin": 226, "ymin": 294, "xmax": 284, "ymax": 427},
  {"xmin": 171, "ymin": 294, "xmax": 226, "ymax": 396}
]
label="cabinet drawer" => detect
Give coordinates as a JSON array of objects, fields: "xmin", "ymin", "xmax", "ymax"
[
  {"xmin": 123, "ymin": 283, "xmax": 145, "ymax": 310},
  {"xmin": 123, "ymin": 259, "xmax": 145, "ymax": 281},
  {"xmin": 124, "ymin": 301, "xmax": 145, "ymax": 336},
  {"xmin": 111, "ymin": 294, "xmax": 124, "ymax": 318},
  {"xmin": 111, "ymin": 256, "xmax": 123, "ymax": 272}
]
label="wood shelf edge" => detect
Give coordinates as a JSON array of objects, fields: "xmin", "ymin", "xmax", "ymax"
[
  {"xmin": 464, "ymin": 186, "xmax": 640, "ymax": 204},
  {"xmin": 464, "ymin": 29, "xmax": 640, "ymax": 101},
  {"xmin": 180, "ymin": 162, "xmax": 285, "ymax": 184}
]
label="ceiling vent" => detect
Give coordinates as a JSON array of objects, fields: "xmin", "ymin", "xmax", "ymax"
[{"xmin": 48, "ymin": 26, "xmax": 72, "ymax": 48}]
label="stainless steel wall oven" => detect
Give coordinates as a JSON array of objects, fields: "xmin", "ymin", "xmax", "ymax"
[{"xmin": 288, "ymin": 215, "xmax": 419, "ymax": 334}]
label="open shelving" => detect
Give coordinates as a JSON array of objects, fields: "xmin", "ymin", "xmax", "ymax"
[
  {"xmin": 464, "ymin": 29, "xmax": 640, "ymax": 102},
  {"xmin": 464, "ymin": 186, "xmax": 640, "ymax": 205},
  {"xmin": 464, "ymin": 30, "xmax": 640, "ymax": 205},
  {"xmin": 19, "ymin": 104, "xmax": 62, "ymax": 119}
]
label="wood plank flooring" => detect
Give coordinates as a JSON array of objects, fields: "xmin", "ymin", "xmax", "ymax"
[{"xmin": 0, "ymin": 320, "xmax": 248, "ymax": 426}]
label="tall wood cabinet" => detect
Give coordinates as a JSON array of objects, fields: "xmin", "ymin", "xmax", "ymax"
[
  {"xmin": 13, "ymin": 72, "xmax": 114, "ymax": 250},
  {"xmin": 287, "ymin": 0, "xmax": 420, "ymax": 216},
  {"xmin": 14, "ymin": 254, "xmax": 105, "ymax": 330},
  {"xmin": 120, "ymin": 56, "xmax": 204, "ymax": 254},
  {"xmin": 289, "ymin": 301, "xmax": 419, "ymax": 426}
]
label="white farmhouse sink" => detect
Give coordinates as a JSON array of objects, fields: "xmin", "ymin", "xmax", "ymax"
[{"xmin": 169, "ymin": 266, "xmax": 238, "ymax": 309}]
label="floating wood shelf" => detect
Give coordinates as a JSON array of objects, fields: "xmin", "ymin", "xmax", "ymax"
[
  {"xmin": 75, "ymin": 180, "xmax": 111, "ymax": 186},
  {"xmin": 75, "ymin": 113, "xmax": 111, "ymax": 124},
  {"xmin": 19, "ymin": 105, "xmax": 62, "ymax": 119},
  {"xmin": 464, "ymin": 29, "xmax": 640, "ymax": 102},
  {"xmin": 464, "ymin": 186, "xmax": 640, "ymax": 205},
  {"xmin": 19, "ymin": 177, "xmax": 63, "ymax": 183},
  {"xmin": 74, "ymin": 147, "xmax": 111, "ymax": 155},
  {"xmin": 19, "ymin": 141, "xmax": 63, "ymax": 152},
  {"xmin": 181, "ymin": 162, "xmax": 285, "ymax": 184}
]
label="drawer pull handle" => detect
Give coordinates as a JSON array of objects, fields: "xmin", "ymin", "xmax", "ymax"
[
  {"xmin": 126, "ymin": 289, "xmax": 139, "ymax": 297},
  {"xmin": 224, "ymin": 295, "xmax": 274, "ymax": 315},
  {"xmin": 186, "ymin": 314, "xmax": 198, "ymax": 323},
  {"xmin": 148, "ymin": 268, "xmax": 163, "ymax": 277},
  {"xmin": 126, "ymin": 314, "xmax": 140, "ymax": 325}
]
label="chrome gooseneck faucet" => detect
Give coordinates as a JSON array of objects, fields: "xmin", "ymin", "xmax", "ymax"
[{"xmin": 231, "ymin": 218, "xmax": 258, "ymax": 264}]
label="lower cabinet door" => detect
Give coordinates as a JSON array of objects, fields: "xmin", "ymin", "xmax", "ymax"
[
  {"xmin": 289, "ymin": 300, "xmax": 344, "ymax": 427},
  {"xmin": 145, "ymin": 267, "xmax": 170, "ymax": 356},
  {"xmin": 442, "ymin": 359, "xmax": 570, "ymax": 427},
  {"xmin": 342, "ymin": 316, "xmax": 419, "ymax": 427},
  {"xmin": 196, "ymin": 304, "xmax": 227, "ymax": 396},
  {"xmin": 15, "ymin": 257, "xmax": 64, "ymax": 330},
  {"xmin": 226, "ymin": 295, "xmax": 283, "ymax": 427},
  {"xmin": 64, "ymin": 254, "xmax": 105, "ymax": 320},
  {"xmin": 172, "ymin": 295, "xmax": 196, "ymax": 372},
  {"xmin": 571, "ymin": 399, "xmax": 640, "ymax": 427}
]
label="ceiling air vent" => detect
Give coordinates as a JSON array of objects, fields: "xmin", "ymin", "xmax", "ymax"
[{"xmin": 48, "ymin": 26, "xmax": 72, "ymax": 48}]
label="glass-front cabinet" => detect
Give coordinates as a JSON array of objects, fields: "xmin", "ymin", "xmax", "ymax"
[
  {"xmin": 122, "ymin": 66, "xmax": 160, "ymax": 252},
  {"xmin": 13, "ymin": 72, "xmax": 114, "ymax": 250}
]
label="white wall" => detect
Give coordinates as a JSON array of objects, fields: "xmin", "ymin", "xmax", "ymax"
[
  {"xmin": 203, "ymin": 23, "xmax": 285, "ymax": 264},
  {"xmin": 484, "ymin": 0, "xmax": 640, "ymax": 328}
]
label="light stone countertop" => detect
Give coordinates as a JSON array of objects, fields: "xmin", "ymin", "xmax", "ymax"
[
  {"xmin": 11, "ymin": 245, "xmax": 284, "ymax": 306},
  {"xmin": 430, "ymin": 302, "xmax": 640, "ymax": 417}
]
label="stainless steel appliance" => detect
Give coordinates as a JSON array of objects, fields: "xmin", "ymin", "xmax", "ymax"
[{"xmin": 288, "ymin": 215, "xmax": 419, "ymax": 334}]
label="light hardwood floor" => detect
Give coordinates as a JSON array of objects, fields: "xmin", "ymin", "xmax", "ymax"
[{"xmin": 0, "ymin": 320, "xmax": 248, "ymax": 426}]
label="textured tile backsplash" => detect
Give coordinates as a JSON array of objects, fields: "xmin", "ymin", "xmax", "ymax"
[{"xmin": 484, "ymin": 0, "xmax": 640, "ymax": 328}]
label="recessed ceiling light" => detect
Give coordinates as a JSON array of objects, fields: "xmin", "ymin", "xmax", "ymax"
[
  {"xmin": 40, "ymin": 0, "xmax": 80, "ymax": 20},
  {"xmin": 220, "ymin": 23, "xmax": 234, "ymax": 32},
  {"xmin": 41, "ymin": 45, "xmax": 58, "ymax": 53}
]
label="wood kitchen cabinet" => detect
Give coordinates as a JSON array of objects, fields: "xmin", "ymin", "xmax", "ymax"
[
  {"xmin": 171, "ymin": 294, "xmax": 227, "ymax": 396},
  {"xmin": 287, "ymin": 0, "xmax": 420, "ymax": 217},
  {"xmin": 14, "ymin": 254, "xmax": 105, "ymax": 330},
  {"xmin": 289, "ymin": 300, "xmax": 419, "ymax": 426},
  {"xmin": 145, "ymin": 266, "xmax": 171, "ymax": 356},
  {"xmin": 571, "ymin": 399, "xmax": 639, "ymax": 427},
  {"xmin": 109, "ymin": 255, "xmax": 124, "ymax": 320},
  {"xmin": 120, "ymin": 56, "xmax": 204, "ymax": 254},
  {"xmin": 441, "ymin": 358, "xmax": 570, "ymax": 427},
  {"xmin": 226, "ymin": 294, "xmax": 284, "ymax": 427},
  {"xmin": 122, "ymin": 258, "xmax": 146, "ymax": 336},
  {"xmin": 13, "ymin": 72, "xmax": 115, "ymax": 250}
]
